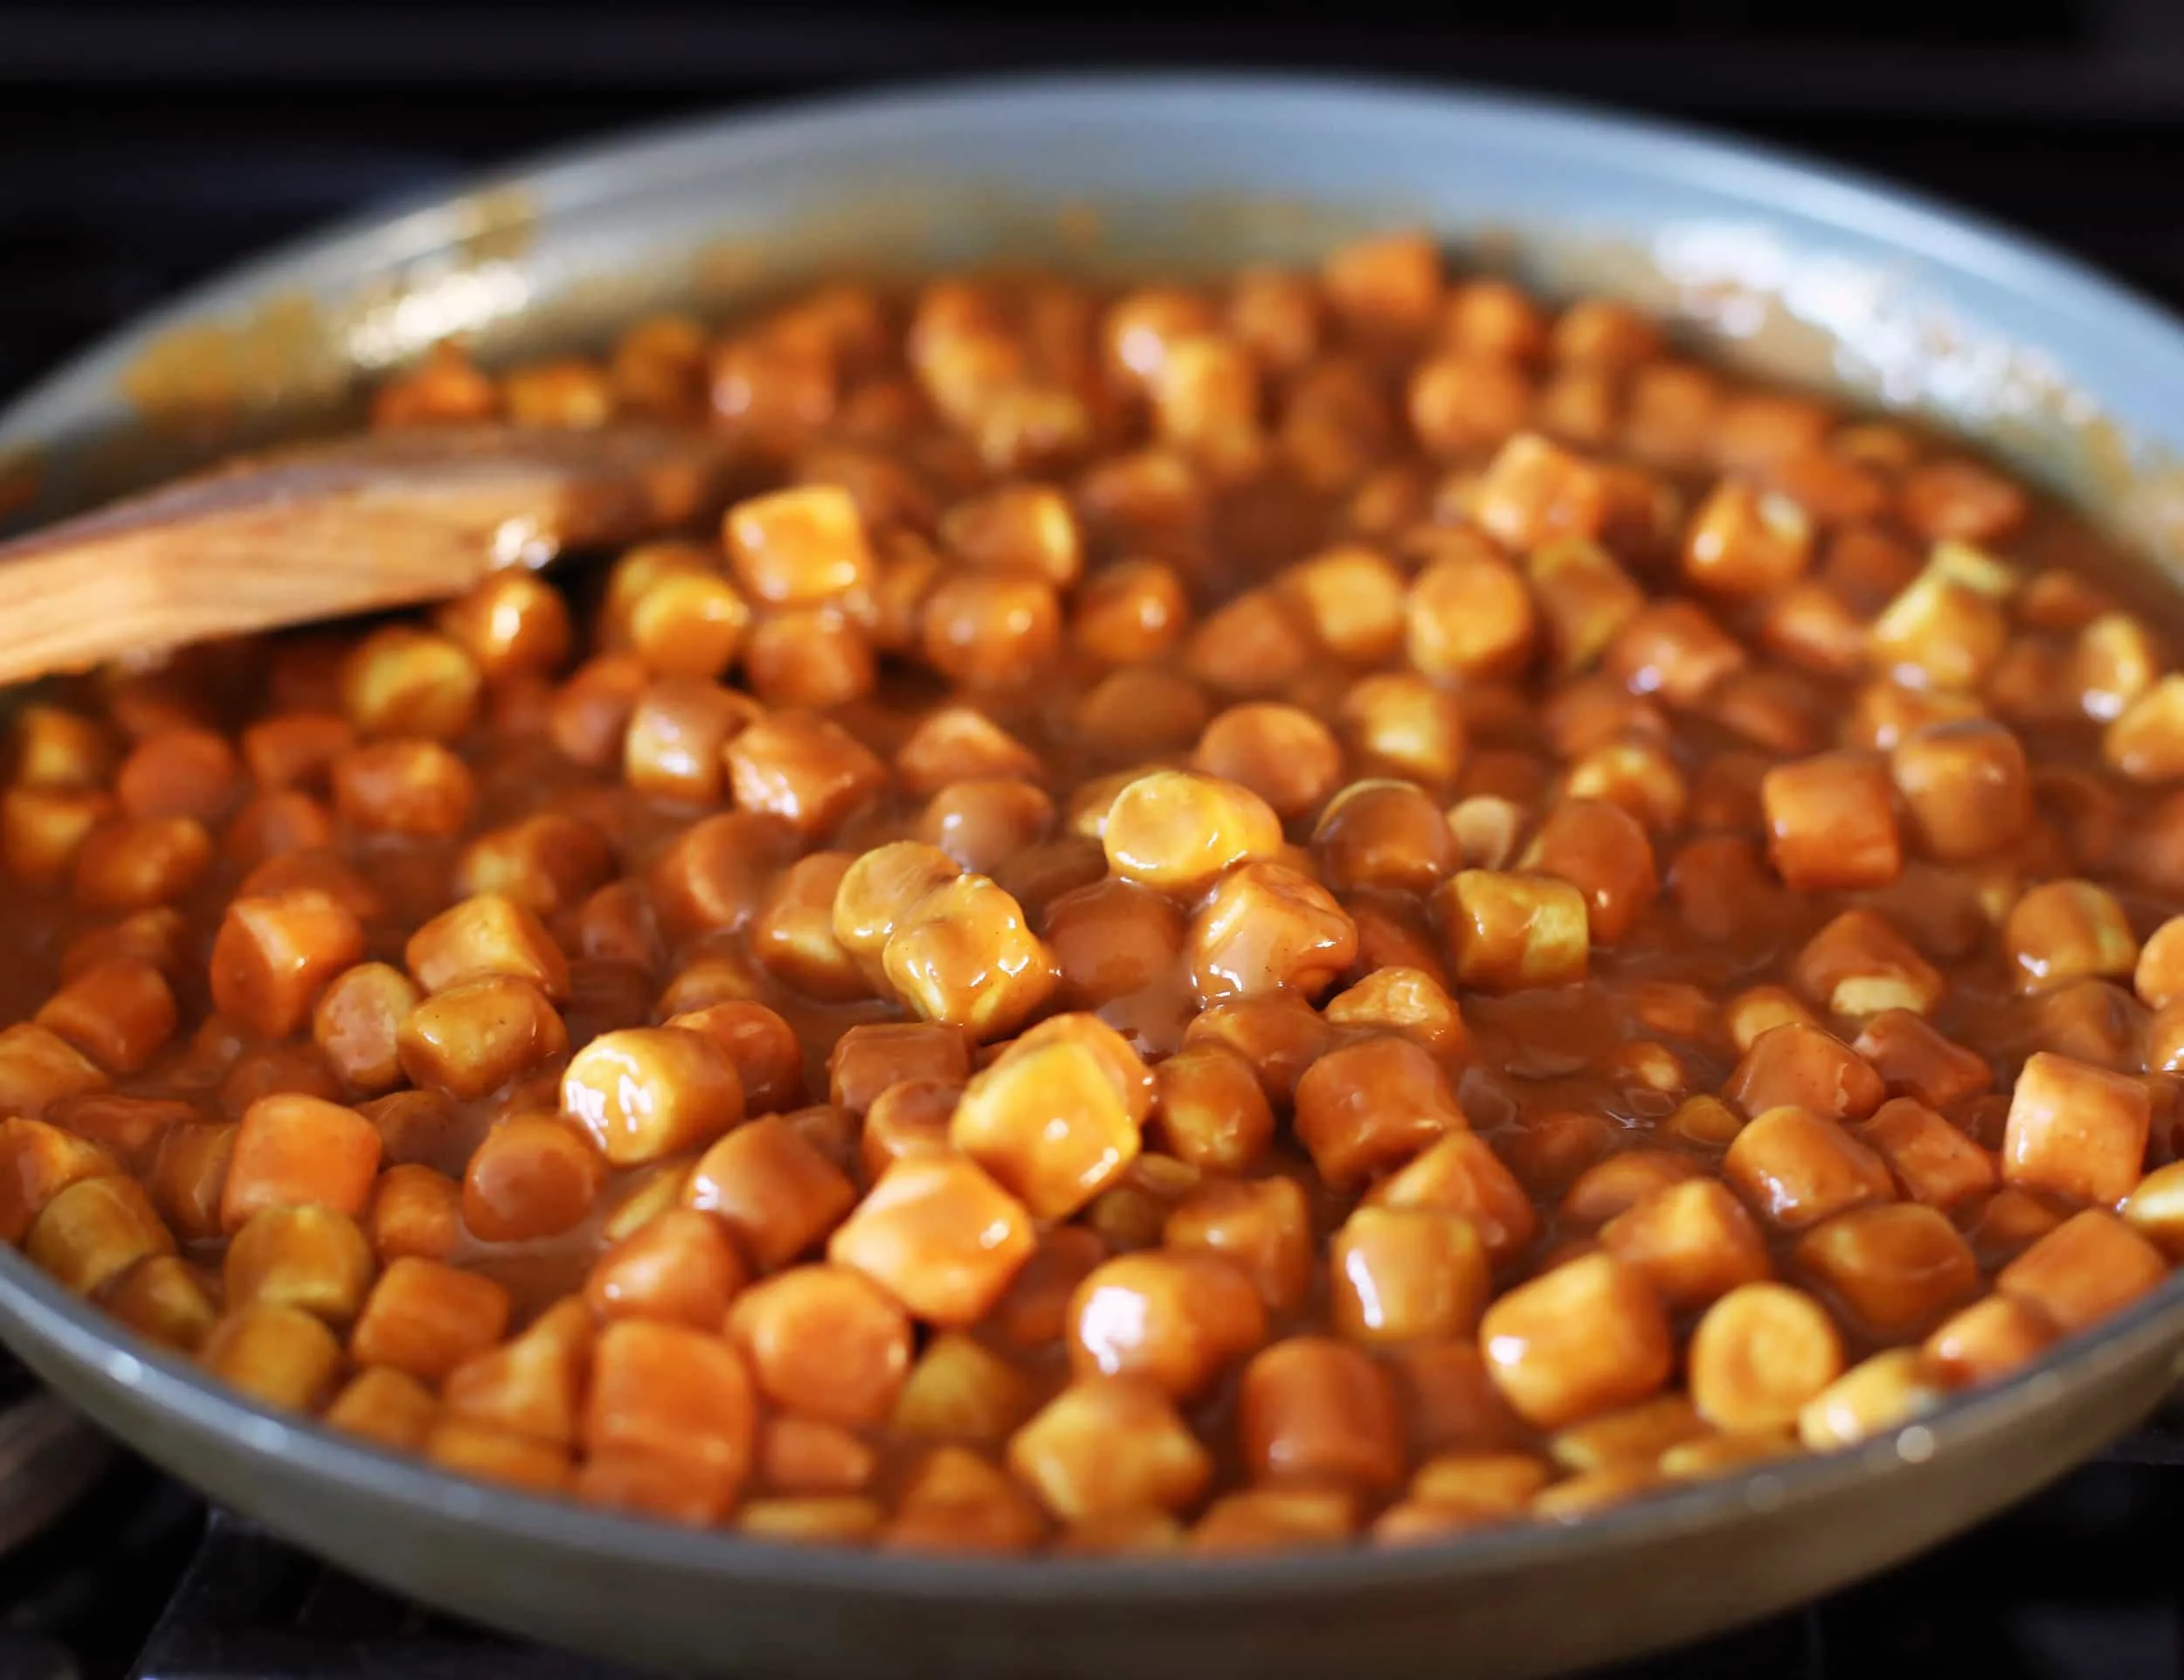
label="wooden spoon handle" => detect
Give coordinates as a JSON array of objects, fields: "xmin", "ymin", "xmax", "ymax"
[{"xmin": 0, "ymin": 423, "xmax": 729, "ymax": 685}]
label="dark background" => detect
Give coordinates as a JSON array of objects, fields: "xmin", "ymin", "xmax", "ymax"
[{"xmin": 3, "ymin": 1, "xmax": 2184, "ymax": 401}]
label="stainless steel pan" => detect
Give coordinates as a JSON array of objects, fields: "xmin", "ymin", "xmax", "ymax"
[{"xmin": 3, "ymin": 73, "xmax": 2184, "ymax": 1680}]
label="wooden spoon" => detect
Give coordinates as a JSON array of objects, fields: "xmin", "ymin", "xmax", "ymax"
[{"xmin": 0, "ymin": 422, "xmax": 731, "ymax": 685}]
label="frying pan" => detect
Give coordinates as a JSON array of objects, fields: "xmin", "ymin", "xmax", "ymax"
[{"xmin": 3, "ymin": 73, "xmax": 2184, "ymax": 1680}]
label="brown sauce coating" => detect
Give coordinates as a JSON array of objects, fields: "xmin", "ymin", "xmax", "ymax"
[{"xmin": 6, "ymin": 232, "xmax": 2184, "ymax": 1554}]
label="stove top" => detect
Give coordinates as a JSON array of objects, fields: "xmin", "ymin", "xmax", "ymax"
[{"xmin": 3, "ymin": 16, "xmax": 2184, "ymax": 1679}]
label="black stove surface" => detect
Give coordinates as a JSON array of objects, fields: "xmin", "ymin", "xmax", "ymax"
[{"xmin": 4, "ymin": 11, "xmax": 2184, "ymax": 1680}]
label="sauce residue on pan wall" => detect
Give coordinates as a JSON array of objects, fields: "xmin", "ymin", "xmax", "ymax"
[
  {"xmin": 1531, "ymin": 223, "xmax": 2184, "ymax": 586},
  {"xmin": 29, "ymin": 183, "xmax": 2184, "ymax": 594}
]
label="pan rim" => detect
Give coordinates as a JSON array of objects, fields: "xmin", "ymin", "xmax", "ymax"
[
  {"xmin": 3, "ymin": 66, "xmax": 2184, "ymax": 1607},
  {"xmin": 5, "ymin": 1229, "xmax": 2182, "ymax": 1601},
  {"xmin": 9, "ymin": 68, "xmax": 2184, "ymax": 455}
]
